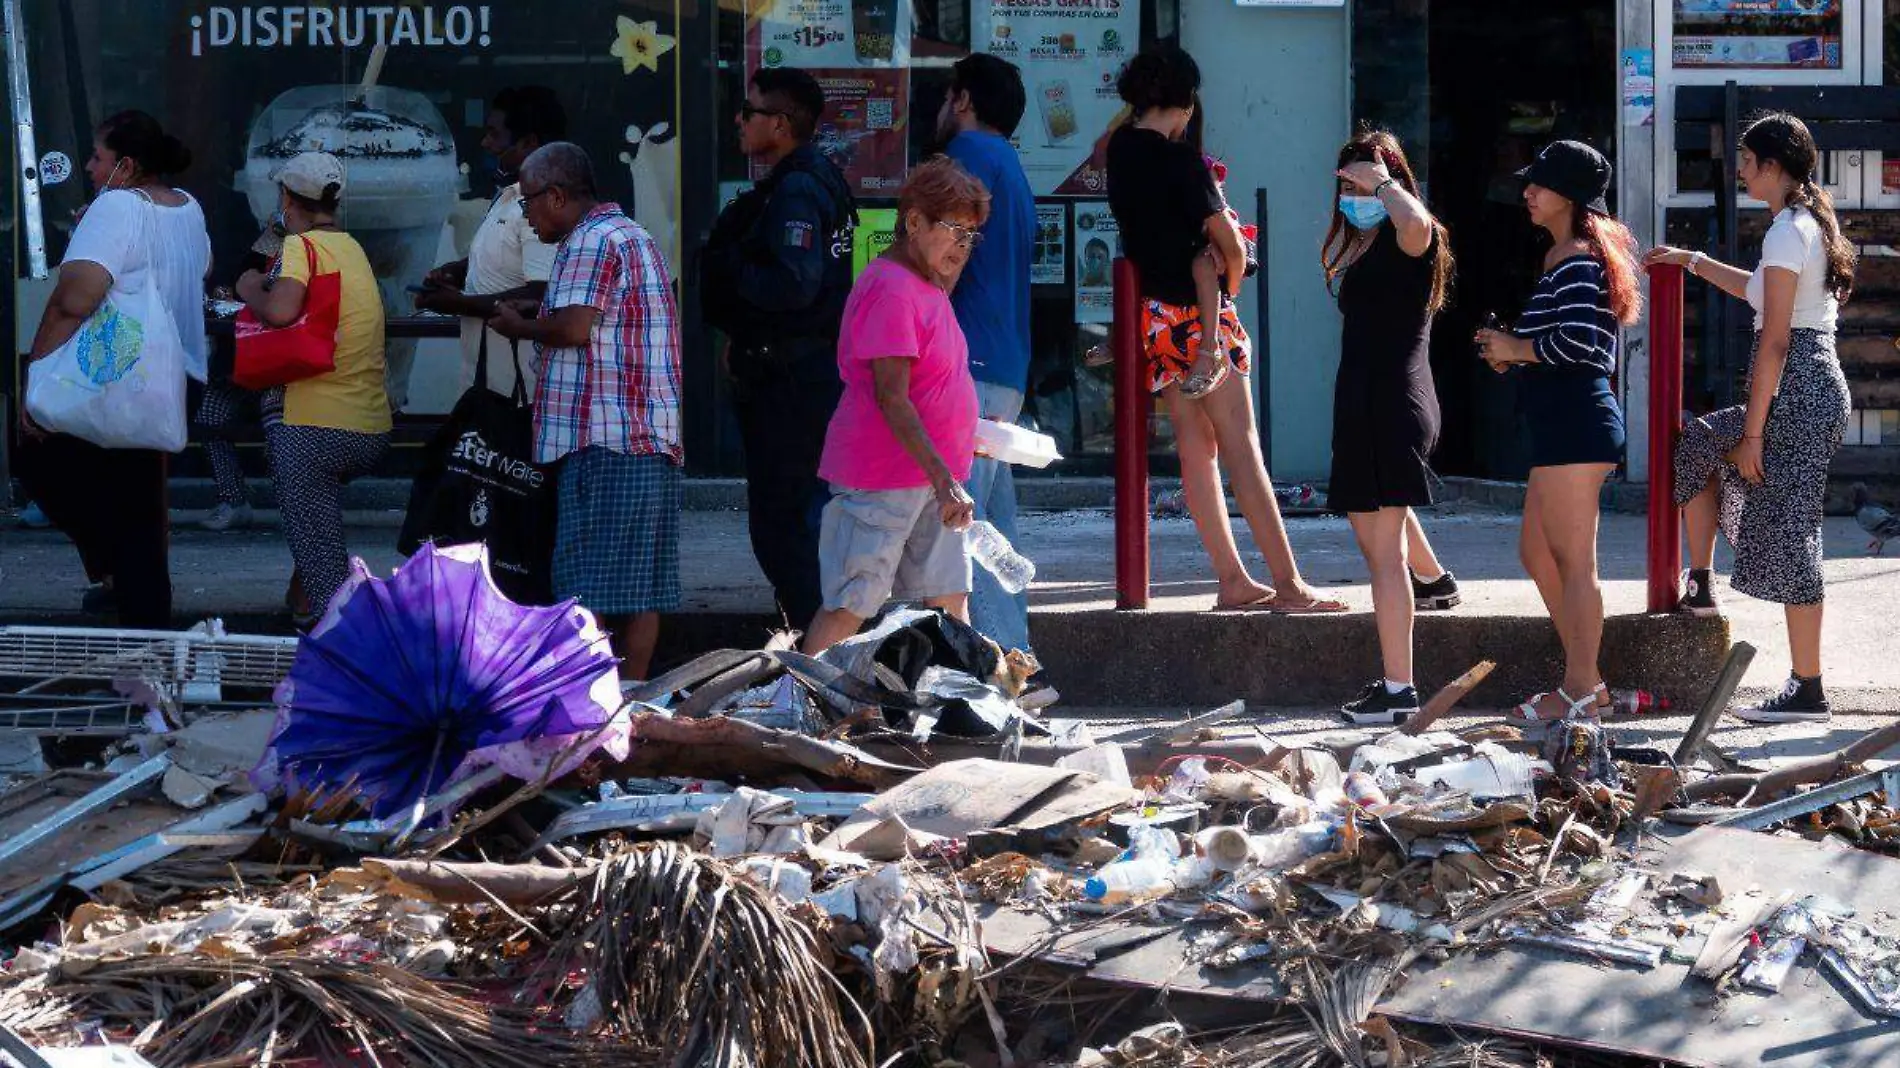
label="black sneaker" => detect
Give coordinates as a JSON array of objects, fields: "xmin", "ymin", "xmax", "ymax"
[
  {"xmin": 1734, "ymin": 675, "xmax": 1831, "ymax": 724},
  {"xmin": 1341, "ymin": 681, "xmax": 1420, "ymax": 726},
  {"xmin": 1678, "ymin": 570, "xmax": 1720, "ymax": 617},
  {"xmin": 1411, "ymin": 570, "xmax": 1462, "ymax": 611}
]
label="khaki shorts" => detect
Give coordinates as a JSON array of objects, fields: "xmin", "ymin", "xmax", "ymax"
[{"xmin": 819, "ymin": 484, "xmax": 972, "ymax": 619}]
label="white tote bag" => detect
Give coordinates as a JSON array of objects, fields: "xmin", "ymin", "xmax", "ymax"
[{"xmin": 25, "ymin": 192, "xmax": 189, "ymax": 452}]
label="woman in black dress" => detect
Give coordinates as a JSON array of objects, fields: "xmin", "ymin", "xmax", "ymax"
[{"xmin": 1324, "ymin": 131, "xmax": 1457, "ymax": 724}]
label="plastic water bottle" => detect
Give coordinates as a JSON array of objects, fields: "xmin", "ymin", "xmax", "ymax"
[
  {"xmin": 967, "ymin": 520, "xmax": 1036, "ymax": 594},
  {"xmin": 1082, "ymin": 824, "xmax": 1179, "ymax": 903}
]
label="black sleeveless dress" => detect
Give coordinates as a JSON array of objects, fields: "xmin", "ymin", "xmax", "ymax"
[{"xmin": 1328, "ymin": 223, "xmax": 1442, "ymax": 513}]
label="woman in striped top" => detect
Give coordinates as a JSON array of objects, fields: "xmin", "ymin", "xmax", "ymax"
[{"xmin": 1476, "ymin": 140, "xmax": 1642, "ymax": 725}]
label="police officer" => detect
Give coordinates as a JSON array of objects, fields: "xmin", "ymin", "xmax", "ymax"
[{"xmin": 701, "ymin": 68, "xmax": 855, "ymax": 631}]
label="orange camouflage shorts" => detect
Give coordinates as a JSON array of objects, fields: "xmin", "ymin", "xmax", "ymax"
[{"xmin": 1142, "ymin": 295, "xmax": 1252, "ymax": 394}]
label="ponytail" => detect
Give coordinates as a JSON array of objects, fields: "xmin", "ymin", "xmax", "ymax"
[
  {"xmin": 1792, "ymin": 178, "xmax": 1856, "ymax": 303},
  {"xmin": 1581, "ymin": 211, "xmax": 1642, "ymax": 325}
]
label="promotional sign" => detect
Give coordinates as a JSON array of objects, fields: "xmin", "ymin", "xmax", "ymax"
[
  {"xmin": 1673, "ymin": 0, "xmax": 1840, "ymax": 15},
  {"xmin": 972, "ymin": 0, "xmax": 1140, "ymax": 197},
  {"xmin": 1032, "ymin": 203, "xmax": 1068, "ymax": 286},
  {"xmin": 746, "ymin": 1, "xmax": 911, "ymax": 197},
  {"xmin": 854, "ymin": 208, "xmax": 898, "ymax": 276},
  {"xmin": 1620, "ymin": 49, "xmax": 1654, "ymax": 127},
  {"xmin": 749, "ymin": 0, "xmax": 911, "ymax": 70},
  {"xmin": 1071, "ymin": 202, "xmax": 1119, "ymax": 324},
  {"xmin": 1672, "ymin": 35, "xmax": 1840, "ymax": 68}
]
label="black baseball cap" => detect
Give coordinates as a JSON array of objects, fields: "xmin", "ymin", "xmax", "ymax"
[{"xmin": 1516, "ymin": 140, "xmax": 1611, "ymax": 215}]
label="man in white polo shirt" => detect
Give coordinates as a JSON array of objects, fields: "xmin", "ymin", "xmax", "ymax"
[{"xmin": 417, "ymin": 86, "xmax": 565, "ymax": 398}]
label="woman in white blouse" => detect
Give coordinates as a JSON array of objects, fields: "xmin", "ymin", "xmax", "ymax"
[
  {"xmin": 1647, "ymin": 111, "xmax": 1856, "ymax": 724},
  {"xmin": 18, "ymin": 111, "xmax": 212, "ymax": 627}
]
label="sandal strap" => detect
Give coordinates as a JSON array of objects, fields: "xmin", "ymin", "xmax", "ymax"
[{"xmin": 1554, "ymin": 687, "xmax": 1601, "ymax": 721}]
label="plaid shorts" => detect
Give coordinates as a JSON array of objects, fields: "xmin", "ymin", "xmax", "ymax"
[{"xmin": 553, "ymin": 447, "xmax": 682, "ymax": 615}]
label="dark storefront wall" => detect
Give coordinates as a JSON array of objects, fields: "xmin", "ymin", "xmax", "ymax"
[{"xmin": 1351, "ymin": 0, "xmax": 1618, "ymax": 481}]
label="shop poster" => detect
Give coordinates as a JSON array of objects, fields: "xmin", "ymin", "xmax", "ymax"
[
  {"xmin": 1673, "ymin": 35, "xmax": 1840, "ymax": 69},
  {"xmin": 746, "ymin": 1, "xmax": 911, "ymax": 197},
  {"xmin": 1620, "ymin": 49, "xmax": 1654, "ymax": 127},
  {"xmin": 854, "ymin": 208, "xmax": 898, "ymax": 276},
  {"xmin": 1071, "ymin": 201, "xmax": 1119, "ymax": 324},
  {"xmin": 1673, "ymin": 0, "xmax": 1841, "ymax": 16},
  {"xmin": 972, "ymin": 0, "xmax": 1140, "ymax": 197},
  {"xmin": 1032, "ymin": 203, "xmax": 1068, "ymax": 286}
]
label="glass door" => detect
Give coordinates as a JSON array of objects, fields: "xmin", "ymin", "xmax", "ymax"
[{"xmin": 1863, "ymin": 0, "xmax": 1899, "ymax": 208}]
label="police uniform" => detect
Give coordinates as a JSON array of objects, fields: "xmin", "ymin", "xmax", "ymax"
[{"xmin": 700, "ymin": 143, "xmax": 856, "ymax": 629}]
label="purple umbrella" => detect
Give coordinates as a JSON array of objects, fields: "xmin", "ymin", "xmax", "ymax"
[{"xmin": 260, "ymin": 543, "xmax": 628, "ymax": 820}]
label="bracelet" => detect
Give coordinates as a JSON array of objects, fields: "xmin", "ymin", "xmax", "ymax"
[
  {"xmin": 1373, "ymin": 178, "xmax": 1398, "ymax": 197},
  {"xmin": 1688, "ymin": 251, "xmax": 1704, "ymax": 277}
]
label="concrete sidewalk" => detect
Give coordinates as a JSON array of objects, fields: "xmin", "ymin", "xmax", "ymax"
[{"xmin": 3, "ymin": 501, "xmax": 1896, "ymax": 710}]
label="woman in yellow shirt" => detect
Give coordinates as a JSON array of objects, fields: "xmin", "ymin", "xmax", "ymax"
[{"xmin": 235, "ymin": 152, "xmax": 390, "ymax": 626}]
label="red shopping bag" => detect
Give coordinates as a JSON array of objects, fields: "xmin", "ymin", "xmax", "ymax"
[{"xmin": 232, "ymin": 235, "xmax": 340, "ymax": 390}]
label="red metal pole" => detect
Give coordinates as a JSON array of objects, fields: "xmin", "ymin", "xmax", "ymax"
[
  {"xmin": 1112, "ymin": 257, "xmax": 1150, "ymax": 610},
  {"xmin": 1646, "ymin": 263, "xmax": 1686, "ymax": 614}
]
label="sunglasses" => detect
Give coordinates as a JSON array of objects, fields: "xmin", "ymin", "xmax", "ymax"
[
  {"xmin": 738, "ymin": 102, "xmax": 786, "ymax": 121},
  {"xmin": 934, "ymin": 219, "xmax": 984, "ymax": 249}
]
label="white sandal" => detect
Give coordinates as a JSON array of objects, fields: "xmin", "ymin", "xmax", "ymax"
[
  {"xmin": 1180, "ymin": 344, "xmax": 1230, "ymax": 399},
  {"xmin": 1504, "ymin": 685, "xmax": 1603, "ymax": 727}
]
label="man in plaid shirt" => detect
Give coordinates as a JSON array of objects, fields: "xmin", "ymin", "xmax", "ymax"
[{"xmin": 491, "ymin": 142, "xmax": 682, "ymax": 679}]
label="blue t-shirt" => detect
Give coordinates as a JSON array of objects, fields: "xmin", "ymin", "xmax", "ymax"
[{"xmin": 945, "ymin": 130, "xmax": 1034, "ymax": 391}]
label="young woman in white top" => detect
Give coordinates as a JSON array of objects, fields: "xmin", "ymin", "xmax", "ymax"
[
  {"xmin": 18, "ymin": 111, "xmax": 212, "ymax": 627},
  {"xmin": 1646, "ymin": 111, "xmax": 1856, "ymax": 723}
]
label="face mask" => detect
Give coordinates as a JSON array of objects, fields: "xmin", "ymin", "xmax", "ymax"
[{"xmin": 1339, "ymin": 195, "xmax": 1388, "ymax": 230}]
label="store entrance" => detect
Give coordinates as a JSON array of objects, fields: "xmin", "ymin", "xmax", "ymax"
[
  {"xmin": 1424, "ymin": 0, "xmax": 1618, "ymax": 479},
  {"xmin": 1355, "ymin": 0, "xmax": 1618, "ymax": 479}
]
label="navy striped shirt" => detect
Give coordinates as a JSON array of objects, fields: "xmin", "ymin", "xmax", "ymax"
[{"xmin": 1513, "ymin": 255, "xmax": 1618, "ymax": 378}]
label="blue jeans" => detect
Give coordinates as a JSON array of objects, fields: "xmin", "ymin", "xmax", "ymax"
[{"xmin": 967, "ymin": 382, "xmax": 1033, "ymax": 654}]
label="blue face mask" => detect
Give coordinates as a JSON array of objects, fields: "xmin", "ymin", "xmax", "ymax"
[{"xmin": 1339, "ymin": 195, "xmax": 1388, "ymax": 230}]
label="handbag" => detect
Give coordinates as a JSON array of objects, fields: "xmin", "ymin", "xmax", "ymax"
[
  {"xmin": 398, "ymin": 334, "xmax": 558, "ymax": 604},
  {"xmin": 231, "ymin": 234, "xmax": 340, "ymax": 390},
  {"xmin": 25, "ymin": 191, "xmax": 189, "ymax": 452}
]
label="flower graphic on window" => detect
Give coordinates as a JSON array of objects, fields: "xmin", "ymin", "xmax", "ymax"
[{"xmin": 610, "ymin": 16, "xmax": 675, "ymax": 75}]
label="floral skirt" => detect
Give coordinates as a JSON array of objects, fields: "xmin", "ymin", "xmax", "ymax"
[{"xmin": 1142, "ymin": 295, "xmax": 1252, "ymax": 394}]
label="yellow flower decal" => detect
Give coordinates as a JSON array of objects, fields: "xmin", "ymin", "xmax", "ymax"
[{"xmin": 611, "ymin": 16, "xmax": 676, "ymax": 75}]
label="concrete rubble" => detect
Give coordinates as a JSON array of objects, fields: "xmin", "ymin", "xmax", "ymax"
[{"xmin": 2, "ymin": 601, "xmax": 1899, "ymax": 1067}]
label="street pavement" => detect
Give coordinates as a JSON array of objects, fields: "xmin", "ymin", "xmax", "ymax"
[{"xmin": 2, "ymin": 500, "xmax": 1897, "ymax": 710}]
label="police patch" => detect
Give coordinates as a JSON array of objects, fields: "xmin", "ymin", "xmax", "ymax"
[{"xmin": 783, "ymin": 220, "xmax": 815, "ymax": 249}]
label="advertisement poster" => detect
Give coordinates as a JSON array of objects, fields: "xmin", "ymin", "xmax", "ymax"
[
  {"xmin": 1673, "ymin": 0, "xmax": 1840, "ymax": 16},
  {"xmin": 1620, "ymin": 49, "xmax": 1654, "ymax": 127},
  {"xmin": 748, "ymin": 0, "xmax": 911, "ymax": 69},
  {"xmin": 854, "ymin": 208, "xmax": 898, "ymax": 276},
  {"xmin": 1673, "ymin": 35, "xmax": 1840, "ymax": 68},
  {"xmin": 1032, "ymin": 203, "xmax": 1068, "ymax": 286},
  {"xmin": 972, "ymin": 0, "xmax": 1140, "ymax": 197},
  {"xmin": 746, "ymin": 1, "xmax": 911, "ymax": 196},
  {"xmin": 1884, "ymin": 158, "xmax": 1900, "ymax": 198},
  {"xmin": 1071, "ymin": 202, "xmax": 1120, "ymax": 323}
]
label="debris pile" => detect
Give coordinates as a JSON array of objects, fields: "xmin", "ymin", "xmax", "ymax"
[{"xmin": 2, "ymin": 555, "xmax": 1899, "ymax": 1066}]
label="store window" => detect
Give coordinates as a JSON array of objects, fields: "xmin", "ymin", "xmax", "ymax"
[
  {"xmin": 1671, "ymin": 0, "xmax": 1845, "ymax": 71},
  {"xmin": 12, "ymin": 0, "xmax": 693, "ymax": 424},
  {"xmin": 714, "ymin": 0, "xmax": 1176, "ymax": 468}
]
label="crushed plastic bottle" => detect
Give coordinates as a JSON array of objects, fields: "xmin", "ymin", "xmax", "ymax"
[
  {"xmin": 966, "ymin": 520, "xmax": 1036, "ymax": 594},
  {"xmin": 1083, "ymin": 824, "xmax": 1180, "ymax": 903},
  {"xmin": 1610, "ymin": 689, "xmax": 1670, "ymax": 715},
  {"xmin": 1162, "ymin": 757, "xmax": 1212, "ymax": 802}
]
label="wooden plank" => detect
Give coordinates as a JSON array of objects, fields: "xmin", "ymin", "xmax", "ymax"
[
  {"xmin": 1665, "ymin": 209, "xmax": 1900, "ymax": 251},
  {"xmin": 1676, "ymin": 85, "xmax": 1900, "ymax": 122},
  {"xmin": 1851, "ymin": 379, "xmax": 1900, "ymax": 409},
  {"xmin": 1854, "ymin": 256, "xmax": 1900, "ymax": 298},
  {"xmin": 1377, "ymin": 827, "xmax": 1900, "ymax": 1068},
  {"xmin": 1839, "ymin": 335, "xmax": 1900, "ymax": 370},
  {"xmin": 1679, "ymin": 122, "xmax": 1900, "ymax": 154}
]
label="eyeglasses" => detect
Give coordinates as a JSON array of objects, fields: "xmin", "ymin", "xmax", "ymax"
[
  {"xmin": 934, "ymin": 220, "xmax": 984, "ymax": 249},
  {"xmin": 738, "ymin": 102, "xmax": 785, "ymax": 121},
  {"xmin": 519, "ymin": 184, "xmax": 556, "ymax": 205}
]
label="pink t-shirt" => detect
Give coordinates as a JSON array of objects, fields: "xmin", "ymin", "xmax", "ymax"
[{"xmin": 818, "ymin": 258, "xmax": 978, "ymax": 490}]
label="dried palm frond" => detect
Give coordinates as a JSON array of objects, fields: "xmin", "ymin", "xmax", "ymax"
[
  {"xmin": 16, "ymin": 954, "xmax": 624, "ymax": 1068},
  {"xmin": 545, "ymin": 841, "xmax": 872, "ymax": 1068}
]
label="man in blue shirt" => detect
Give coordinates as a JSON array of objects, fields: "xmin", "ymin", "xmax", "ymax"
[{"xmin": 939, "ymin": 54, "xmax": 1036, "ymax": 655}]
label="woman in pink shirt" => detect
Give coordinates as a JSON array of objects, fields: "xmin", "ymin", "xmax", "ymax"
[{"xmin": 803, "ymin": 159, "xmax": 988, "ymax": 653}]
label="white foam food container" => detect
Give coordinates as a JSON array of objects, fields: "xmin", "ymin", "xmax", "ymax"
[{"xmin": 974, "ymin": 420, "xmax": 1062, "ymax": 468}]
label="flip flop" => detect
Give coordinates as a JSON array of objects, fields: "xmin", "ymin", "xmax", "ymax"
[
  {"xmin": 1212, "ymin": 592, "xmax": 1278, "ymax": 613},
  {"xmin": 1270, "ymin": 594, "xmax": 1350, "ymax": 615}
]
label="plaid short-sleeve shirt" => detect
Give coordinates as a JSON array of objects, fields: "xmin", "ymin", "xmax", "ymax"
[{"xmin": 533, "ymin": 203, "xmax": 683, "ymax": 465}]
